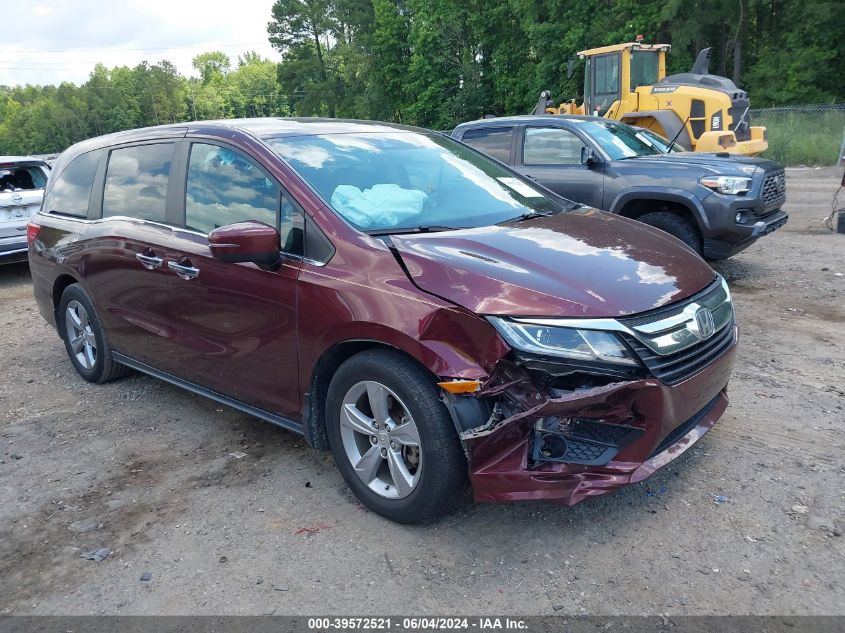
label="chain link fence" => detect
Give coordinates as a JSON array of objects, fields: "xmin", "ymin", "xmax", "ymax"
[{"xmin": 750, "ymin": 103, "xmax": 845, "ymax": 167}]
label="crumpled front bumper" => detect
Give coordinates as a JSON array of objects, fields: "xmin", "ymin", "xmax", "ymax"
[{"xmin": 460, "ymin": 330, "xmax": 737, "ymax": 505}]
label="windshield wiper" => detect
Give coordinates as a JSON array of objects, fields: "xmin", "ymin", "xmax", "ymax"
[
  {"xmin": 504, "ymin": 210, "xmax": 556, "ymax": 223},
  {"xmin": 367, "ymin": 225, "xmax": 458, "ymax": 236}
]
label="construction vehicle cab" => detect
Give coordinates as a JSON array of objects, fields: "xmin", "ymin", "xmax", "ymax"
[{"xmin": 535, "ymin": 41, "xmax": 768, "ymax": 155}]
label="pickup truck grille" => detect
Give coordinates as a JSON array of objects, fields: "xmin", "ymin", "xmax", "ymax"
[{"xmin": 761, "ymin": 169, "xmax": 786, "ymax": 208}]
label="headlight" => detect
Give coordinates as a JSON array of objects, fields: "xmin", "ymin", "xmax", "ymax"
[
  {"xmin": 699, "ymin": 175, "xmax": 752, "ymax": 195},
  {"xmin": 487, "ymin": 317, "xmax": 639, "ymax": 366}
]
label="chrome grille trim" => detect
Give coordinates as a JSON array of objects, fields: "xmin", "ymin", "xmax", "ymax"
[
  {"xmin": 618, "ymin": 278, "xmax": 736, "ymax": 384},
  {"xmin": 512, "ymin": 277, "xmax": 736, "ymax": 385}
]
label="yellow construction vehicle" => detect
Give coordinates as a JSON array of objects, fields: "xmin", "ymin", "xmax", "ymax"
[{"xmin": 533, "ymin": 40, "xmax": 768, "ymax": 155}]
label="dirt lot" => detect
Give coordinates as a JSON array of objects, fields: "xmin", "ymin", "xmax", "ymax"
[{"xmin": 1, "ymin": 168, "xmax": 843, "ymax": 616}]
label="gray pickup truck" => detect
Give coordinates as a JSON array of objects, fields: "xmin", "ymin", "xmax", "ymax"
[{"xmin": 451, "ymin": 115, "xmax": 788, "ymax": 260}]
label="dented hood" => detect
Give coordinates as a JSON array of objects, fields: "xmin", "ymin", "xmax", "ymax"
[{"xmin": 391, "ymin": 208, "xmax": 716, "ymax": 317}]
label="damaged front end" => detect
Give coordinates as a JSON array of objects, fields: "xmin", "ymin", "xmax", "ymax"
[{"xmin": 440, "ymin": 280, "xmax": 738, "ymax": 505}]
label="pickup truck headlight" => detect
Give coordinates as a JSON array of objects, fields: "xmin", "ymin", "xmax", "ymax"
[
  {"xmin": 487, "ymin": 317, "xmax": 639, "ymax": 366},
  {"xmin": 699, "ymin": 175, "xmax": 752, "ymax": 195}
]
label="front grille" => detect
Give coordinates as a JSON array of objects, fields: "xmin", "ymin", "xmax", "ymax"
[
  {"xmin": 648, "ymin": 394, "xmax": 720, "ymax": 458},
  {"xmin": 761, "ymin": 169, "xmax": 786, "ymax": 208},
  {"xmin": 562, "ymin": 439, "xmax": 608, "ymax": 463},
  {"xmin": 620, "ymin": 279, "xmax": 722, "ymax": 328},
  {"xmin": 618, "ymin": 279, "xmax": 735, "ymax": 385},
  {"xmin": 569, "ymin": 418, "xmax": 636, "ymax": 445},
  {"xmin": 622, "ymin": 320, "xmax": 735, "ymax": 385}
]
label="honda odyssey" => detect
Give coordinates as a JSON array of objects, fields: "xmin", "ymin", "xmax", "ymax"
[{"xmin": 28, "ymin": 119, "xmax": 737, "ymax": 523}]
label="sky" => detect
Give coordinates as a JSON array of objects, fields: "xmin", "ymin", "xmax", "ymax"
[{"xmin": 1, "ymin": 0, "xmax": 281, "ymax": 87}]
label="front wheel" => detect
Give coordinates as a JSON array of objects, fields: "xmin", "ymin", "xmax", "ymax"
[
  {"xmin": 325, "ymin": 349, "xmax": 467, "ymax": 524},
  {"xmin": 638, "ymin": 211, "xmax": 703, "ymax": 255}
]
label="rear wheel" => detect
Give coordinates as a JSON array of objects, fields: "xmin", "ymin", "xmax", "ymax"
[
  {"xmin": 326, "ymin": 349, "xmax": 467, "ymax": 524},
  {"xmin": 59, "ymin": 284, "xmax": 129, "ymax": 384},
  {"xmin": 638, "ymin": 211, "xmax": 703, "ymax": 255}
]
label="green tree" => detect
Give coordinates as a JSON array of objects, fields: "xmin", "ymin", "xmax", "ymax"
[
  {"xmin": 192, "ymin": 51, "xmax": 232, "ymax": 84},
  {"xmin": 268, "ymin": 0, "xmax": 338, "ymax": 115}
]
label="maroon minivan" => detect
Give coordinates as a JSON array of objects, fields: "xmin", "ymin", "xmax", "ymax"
[{"xmin": 28, "ymin": 119, "xmax": 737, "ymax": 523}]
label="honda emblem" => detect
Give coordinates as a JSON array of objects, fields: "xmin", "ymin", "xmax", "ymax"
[{"xmin": 691, "ymin": 306, "xmax": 716, "ymax": 340}]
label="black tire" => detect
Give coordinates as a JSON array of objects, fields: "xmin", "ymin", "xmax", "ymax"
[
  {"xmin": 58, "ymin": 284, "xmax": 129, "ymax": 384},
  {"xmin": 638, "ymin": 211, "xmax": 703, "ymax": 255},
  {"xmin": 325, "ymin": 349, "xmax": 467, "ymax": 524}
]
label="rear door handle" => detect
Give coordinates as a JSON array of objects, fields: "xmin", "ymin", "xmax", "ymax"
[
  {"xmin": 168, "ymin": 260, "xmax": 200, "ymax": 280},
  {"xmin": 136, "ymin": 252, "xmax": 163, "ymax": 270}
]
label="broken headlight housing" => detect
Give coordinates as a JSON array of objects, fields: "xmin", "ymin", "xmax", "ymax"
[{"xmin": 487, "ymin": 317, "xmax": 639, "ymax": 366}]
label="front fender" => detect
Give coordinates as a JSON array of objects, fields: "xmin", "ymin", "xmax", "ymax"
[
  {"xmin": 608, "ymin": 187, "xmax": 711, "ymax": 232},
  {"xmin": 310, "ymin": 307, "xmax": 508, "ymax": 383}
]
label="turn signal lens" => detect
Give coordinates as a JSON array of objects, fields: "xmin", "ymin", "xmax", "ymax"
[{"xmin": 437, "ymin": 380, "xmax": 482, "ymax": 394}]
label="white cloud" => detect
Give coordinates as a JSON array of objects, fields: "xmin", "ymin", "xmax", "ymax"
[{"xmin": 1, "ymin": 0, "xmax": 279, "ymax": 87}]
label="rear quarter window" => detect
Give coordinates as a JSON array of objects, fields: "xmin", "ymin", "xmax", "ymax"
[
  {"xmin": 42, "ymin": 151, "xmax": 102, "ymax": 217},
  {"xmin": 103, "ymin": 143, "xmax": 174, "ymax": 222}
]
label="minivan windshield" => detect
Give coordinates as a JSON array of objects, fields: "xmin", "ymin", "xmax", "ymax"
[
  {"xmin": 570, "ymin": 120, "xmax": 662, "ymax": 160},
  {"xmin": 268, "ymin": 132, "xmax": 569, "ymax": 233}
]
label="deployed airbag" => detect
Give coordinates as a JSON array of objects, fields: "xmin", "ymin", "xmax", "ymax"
[{"xmin": 331, "ymin": 184, "xmax": 427, "ymax": 228}]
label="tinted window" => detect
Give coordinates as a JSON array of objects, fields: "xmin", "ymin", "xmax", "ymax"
[
  {"xmin": 523, "ymin": 127, "xmax": 585, "ymax": 165},
  {"xmin": 304, "ymin": 216, "xmax": 333, "ymax": 262},
  {"xmin": 0, "ymin": 165, "xmax": 48, "ymax": 192},
  {"xmin": 268, "ymin": 132, "xmax": 567, "ymax": 233},
  {"xmin": 631, "ymin": 51, "xmax": 659, "ymax": 90},
  {"xmin": 103, "ymin": 144, "xmax": 173, "ymax": 222},
  {"xmin": 185, "ymin": 143, "xmax": 279, "ymax": 234},
  {"xmin": 590, "ymin": 53, "xmax": 620, "ymax": 116},
  {"xmin": 279, "ymin": 193, "xmax": 304, "ymax": 256},
  {"xmin": 460, "ymin": 127, "xmax": 513, "ymax": 162},
  {"xmin": 42, "ymin": 151, "xmax": 100, "ymax": 217}
]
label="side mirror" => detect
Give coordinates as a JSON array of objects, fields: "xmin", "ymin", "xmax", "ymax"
[
  {"xmin": 581, "ymin": 146, "xmax": 599, "ymax": 165},
  {"xmin": 208, "ymin": 221, "xmax": 281, "ymax": 269}
]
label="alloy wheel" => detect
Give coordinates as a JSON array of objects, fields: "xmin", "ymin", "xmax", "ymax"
[
  {"xmin": 339, "ymin": 380, "xmax": 422, "ymax": 499},
  {"xmin": 65, "ymin": 300, "xmax": 97, "ymax": 370}
]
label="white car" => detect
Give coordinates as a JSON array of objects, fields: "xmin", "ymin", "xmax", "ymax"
[{"xmin": 0, "ymin": 156, "xmax": 51, "ymax": 264}]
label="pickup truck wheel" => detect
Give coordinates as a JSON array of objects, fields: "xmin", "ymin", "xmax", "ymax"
[
  {"xmin": 325, "ymin": 349, "xmax": 467, "ymax": 524},
  {"xmin": 59, "ymin": 284, "xmax": 129, "ymax": 384},
  {"xmin": 638, "ymin": 212, "xmax": 703, "ymax": 255}
]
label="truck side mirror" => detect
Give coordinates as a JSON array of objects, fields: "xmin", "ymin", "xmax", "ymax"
[{"xmin": 581, "ymin": 147, "xmax": 599, "ymax": 165}]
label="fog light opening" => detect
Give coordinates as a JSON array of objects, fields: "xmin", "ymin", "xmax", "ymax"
[{"xmin": 539, "ymin": 434, "xmax": 568, "ymax": 460}]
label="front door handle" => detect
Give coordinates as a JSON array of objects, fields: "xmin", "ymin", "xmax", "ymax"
[
  {"xmin": 136, "ymin": 252, "xmax": 163, "ymax": 270},
  {"xmin": 168, "ymin": 260, "xmax": 200, "ymax": 280}
]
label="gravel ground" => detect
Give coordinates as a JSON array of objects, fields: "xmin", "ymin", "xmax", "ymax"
[{"xmin": 1, "ymin": 168, "xmax": 843, "ymax": 616}]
